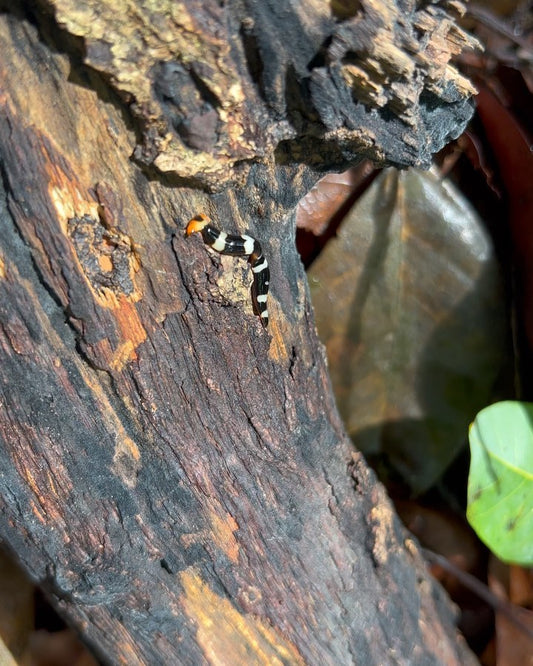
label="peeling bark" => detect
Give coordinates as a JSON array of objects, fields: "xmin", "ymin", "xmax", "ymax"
[{"xmin": 47, "ymin": 0, "xmax": 479, "ymax": 187}]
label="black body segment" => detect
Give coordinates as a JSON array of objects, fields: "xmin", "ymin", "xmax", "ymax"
[{"xmin": 185, "ymin": 215, "xmax": 270, "ymax": 327}]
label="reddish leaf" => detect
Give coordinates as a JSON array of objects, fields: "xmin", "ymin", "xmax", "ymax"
[
  {"xmin": 476, "ymin": 87, "xmax": 533, "ymax": 350},
  {"xmin": 296, "ymin": 163, "xmax": 374, "ymax": 236},
  {"xmin": 488, "ymin": 558, "xmax": 533, "ymax": 666}
]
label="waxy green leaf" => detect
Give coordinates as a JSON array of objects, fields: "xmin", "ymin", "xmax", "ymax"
[{"xmin": 467, "ymin": 401, "xmax": 533, "ymax": 565}]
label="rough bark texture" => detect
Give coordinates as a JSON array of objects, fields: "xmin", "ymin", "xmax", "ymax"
[
  {"xmin": 0, "ymin": 1, "xmax": 478, "ymax": 664},
  {"xmin": 49, "ymin": 0, "xmax": 479, "ymax": 187}
]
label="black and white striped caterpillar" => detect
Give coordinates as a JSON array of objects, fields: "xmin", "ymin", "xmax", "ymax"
[{"xmin": 185, "ymin": 214, "xmax": 270, "ymax": 327}]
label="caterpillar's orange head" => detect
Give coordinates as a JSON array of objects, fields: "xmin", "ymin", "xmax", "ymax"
[{"xmin": 185, "ymin": 214, "xmax": 210, "ymax": 237}]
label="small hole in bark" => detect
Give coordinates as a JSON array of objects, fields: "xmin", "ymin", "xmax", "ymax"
[{"xmin": 160, "ymin": 558, "xmax": 174, "ymax": 574}]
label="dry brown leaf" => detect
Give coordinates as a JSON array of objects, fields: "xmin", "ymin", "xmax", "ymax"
[
  {"xmin": 309, "ymin": 168, "xmax": 505, "ymax": 491},
  {"xmin": 488, "ymin": 558, "xmax": 533, "ymax": 666},
  {"xmin": 296, "ymin": 163, "xmax": 374, "ymax": 236},
  {"xmin": 0, "ymin": 550, "xmax": 33, "ymax": 666}
]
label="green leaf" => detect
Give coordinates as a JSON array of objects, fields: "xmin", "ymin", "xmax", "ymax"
[{"xmin": 467, "ymin": 401, "xmax": 533, "ymax": 565}]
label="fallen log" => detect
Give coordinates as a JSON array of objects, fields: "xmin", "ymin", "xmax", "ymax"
[{"xmin": 0, "ymin": 1, "xmax": 478, "ymax": 663}]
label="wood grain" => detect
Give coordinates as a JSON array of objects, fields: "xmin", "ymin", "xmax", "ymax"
[{"xmin": 0, "ymin": 4, "xmax": 477, "ymax": 664}]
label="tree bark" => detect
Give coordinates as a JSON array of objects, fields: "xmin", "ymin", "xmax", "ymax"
[{"xmin": 0, "ymin": 1, "xmax": 477, "ymax": 664}]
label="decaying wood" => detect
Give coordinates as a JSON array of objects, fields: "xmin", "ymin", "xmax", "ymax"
[
  {"xmin": 0, "ymin": 1, "xmax": 478, "ymax": 664},
  {"xmin": 49, "ymin": 0, "xmax": 480, "ymax": 188}
]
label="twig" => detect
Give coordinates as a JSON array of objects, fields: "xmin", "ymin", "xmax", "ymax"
[{"xmin": 422, "ymin": 548, "xmax": 533, "ymax": 640}]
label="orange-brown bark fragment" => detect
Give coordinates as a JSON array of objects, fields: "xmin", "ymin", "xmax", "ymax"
[{"xmin": 181, "ymin": 569, "xmax": 305, "ymax": 666}]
